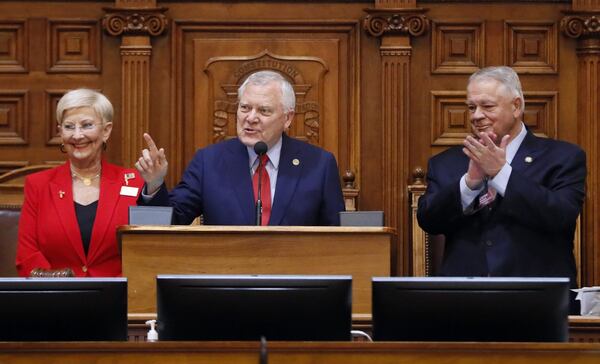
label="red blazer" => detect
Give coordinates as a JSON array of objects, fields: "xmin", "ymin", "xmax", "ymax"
[{"xmin": 16, "ymin": 160, "xmax": 143, "ymax": 277}]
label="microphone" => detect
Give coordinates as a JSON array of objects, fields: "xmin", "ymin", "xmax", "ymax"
[{"xmin": 254, "ymin": 142, "xmax": 268, "ymax": 226}]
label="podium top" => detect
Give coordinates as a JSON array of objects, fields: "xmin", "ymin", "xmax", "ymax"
[{"xmin": 118, "ymin": 225, "xmax": 396, "ymax": 235}]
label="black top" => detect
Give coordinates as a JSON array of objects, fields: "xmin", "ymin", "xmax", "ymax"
[{"xmin": 74, "ymin": 201, "xmax": 98, "ymax": 256}]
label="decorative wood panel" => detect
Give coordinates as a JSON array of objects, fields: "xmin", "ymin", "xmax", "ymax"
[
  {"xmin": 430, "ymin": 90, "xmax": 557, "ymax": 146},
  {"xmin": 504, "ymin": 21, "xmax": 558, "ymax": 74},
  {"xmin": 431, "ymin": 21, "xmax": 484, "ymax": 74},
  {"xmin": 45, "ymin": 90, "xmax": 66, "ymax": 145},
  {"xmin": 0, "ymin": 20, "xmax": 27, "ymax": 73},
  {"xmin": 173, "ymin": 21, "xmax": 360, "ymax": 189},
  {"xmin": 203, "ymin": 50, "xmax": 328, "ymax": 145},
  {"xmin": 0, "ymin": 90, "xmax": 28, "ymax": 145},
  {"xmin": 430, "ymin": 90, "xmax": 468, "ymax": 146},
  {"xmin": 47, "ymin": 19, "xmax": 101, "ymax": 73},
  {"xmin": 522, "ymin": 91, "xmax": 558, "ymax": 139}
]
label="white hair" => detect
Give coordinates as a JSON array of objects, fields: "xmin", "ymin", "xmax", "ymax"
[
  {"xmin": 56, "ymin": 88, "xmax": 113, "ymax": 124},
  {"xmin": 238, "ymin": 70, "xmax": 295, "ymax": 113},
  {"xmin": 469, "ymin": 66, "xmax": 525, "ymax": 114}
]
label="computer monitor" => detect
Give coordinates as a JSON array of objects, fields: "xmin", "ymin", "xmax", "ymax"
[
  {"xmin": 0, "ymin": 277, "xmax": 127, "ymax": 341},
  {"xmin": 157, "ymin": 274, "xmax": 352, "ymax": 341},
  {"xmin": 372, "ymin": 277, "xmax": 570, "ymax": 342}
]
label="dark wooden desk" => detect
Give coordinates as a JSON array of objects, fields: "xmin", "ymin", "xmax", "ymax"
[{"xmin": 1, "ymin": 341, "xmax": 599, "ymax": 363}]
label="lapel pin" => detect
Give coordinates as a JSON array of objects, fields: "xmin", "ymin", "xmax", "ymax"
[
  {"xmin": 124, "ymin": 172, "xmax": 135, "ymax": 186},
  {"xmin": 524, "ymin": 156, "xmax": 533, "ymax": 164},
  {"xmin": 59, "ymin": 190, "xmax": 65, "ymax": 199},
  {"xmin": 292, "ymin": 158, "xmax": 300, "ymax": 166}
]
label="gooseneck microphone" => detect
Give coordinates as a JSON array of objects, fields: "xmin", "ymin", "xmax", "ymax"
[{"xmin": 254, "ymin": 141, "xmax": 268, "ymax": 226}]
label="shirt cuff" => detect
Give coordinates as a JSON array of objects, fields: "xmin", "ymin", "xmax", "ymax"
[
  {"xmin": 489, "ymin": 163, "xmax": 511, "ymax": 196},
  {"xmin": 140, "ymin": 184, "xmax": 159, "ymax": 202},
  {"xmin": 460, "ymin": 174, "xmax": 485, "ymax": 210}
]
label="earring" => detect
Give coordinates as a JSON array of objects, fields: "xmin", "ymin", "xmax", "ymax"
[{"xmin": 59, "ymin": 143, "xmax": 67, "ymax": 153}]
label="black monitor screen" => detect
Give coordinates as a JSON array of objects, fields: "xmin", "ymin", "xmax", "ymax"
[
  {"xmin": 0, "ymin": 278, "xmax": 127, "ymax": 341},
  {"xmin": 157, "ymin": 274, "xmax": 352, "ymax": 341},
  {"xmin": 372, "ymin": 277, "xmax": 570, "ymax": 342}
]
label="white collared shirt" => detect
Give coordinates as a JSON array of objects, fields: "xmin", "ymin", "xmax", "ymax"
[
  {"xmin": 247, "ymin": 136, "xmax": 282, "ymax": 201},
  {"xmin": 460, "ymin": 122, "xmax": 527, "ymax": 209}
]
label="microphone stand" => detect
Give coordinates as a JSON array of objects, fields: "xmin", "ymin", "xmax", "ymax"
[{"xmin": 255, "ymin": 155, "xmax": 263, "ymax": 226}]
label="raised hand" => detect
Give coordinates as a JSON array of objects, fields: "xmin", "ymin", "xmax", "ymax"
[{"xmin": 135, "ymin": 133, "xmax": 168, "ymax": 194}]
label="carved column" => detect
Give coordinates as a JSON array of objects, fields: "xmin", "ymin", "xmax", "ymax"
[
  {"xmin": 102, "ymin": 1, "xmax": 168, "ymax": 167},
  {"xmin": 364, "ymin": 1, "xmax": 429, "ymax": 275},
  {"xmin": 561, "ymin": 1, "xmax": 600, "ymax": 286}
]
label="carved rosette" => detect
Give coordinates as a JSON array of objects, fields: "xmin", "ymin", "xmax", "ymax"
[
  {"xmin": 363, "ymin": 9, "xmax": 429, "ymax": 38},
  {"xmin": 102, "ymin": 8, "xmax": 168, "ymax": 37}
]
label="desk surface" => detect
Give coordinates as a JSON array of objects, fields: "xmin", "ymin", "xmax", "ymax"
[{"xmin": 1, "ymin": 341, "xmax": 600, "ymax": 364}]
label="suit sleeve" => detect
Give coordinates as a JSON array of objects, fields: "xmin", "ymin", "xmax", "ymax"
[
  {"xmin": 137, "ymin": 150, "xmax": 205, "ymax": 225},
  {"xmin": 16, "ymin": 177, "xmax": 51, "ymax": 276},
  {"xmin": 417, "ymin": 158, "xmax": 468, "ymax": 235},
  {"xmin": 318, "ymin": 152, "xmax": 345, "ymax": 226},
  {"xmin": 500, "ymin": 147, "xmax": 586, "ymax": 234}
]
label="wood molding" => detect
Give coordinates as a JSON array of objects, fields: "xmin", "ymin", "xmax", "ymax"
[
  {"xmin": 364, "ymin": 7, "xmax": 429, "ymax": 274},
  {"xmin": 102, "ymin": 6, "xmax": 168, "ymax": 167},
  {"xmin": 560, "ymin": 5, "xmax": 600, "ymax": 286},
  {"xmin": 363, "ymin": 8, "xmax": 429, "ymax": 38}
]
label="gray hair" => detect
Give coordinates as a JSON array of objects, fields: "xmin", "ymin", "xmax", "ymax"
[
  {"xmin": 468, "ymin": 66, "xmax": 525, "ymax": 114},
  {"xmin": 56, "ymin": 88, "xmax": 114, "ymax": 124},
  {"xmin": 238, "ymin": 70, "xmax": 296, "ymax": 113}
]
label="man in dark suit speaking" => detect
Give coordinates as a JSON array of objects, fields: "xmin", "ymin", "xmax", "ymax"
[
  {"xmin": 135, "ymin": 70, "xmax": 345, "ymax": 225},
  {"xmin": 417, "ymin": 66, "xmax": 586, "ymax": 307}
]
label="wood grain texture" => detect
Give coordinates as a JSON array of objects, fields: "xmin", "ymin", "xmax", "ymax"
[{"xmin": 119, "ymin": 226, "xmax": 394, "ymax": 314}]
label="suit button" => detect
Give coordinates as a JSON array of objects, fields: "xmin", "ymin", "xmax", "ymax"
[
  {"xmin": 485, "ymin": 240, "xmax": 493, "ymax": 247},
  {"xmin": 82, "ymin": 265, "xmax": 88, "ymax": 273}
]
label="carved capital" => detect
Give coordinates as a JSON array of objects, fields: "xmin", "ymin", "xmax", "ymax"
[
  {"xmin": 561, "ymin": 11, "xmax": 600, "ymax": 39},
  {"xmin": 102, "ymin": 7, "xmax": 168, "ymax": 37},
  {"xmin": 363, "ymin": 8, "xmax": 429, "ymax": 38}
]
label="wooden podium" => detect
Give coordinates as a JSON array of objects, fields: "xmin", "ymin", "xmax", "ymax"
[{"xmin": 118, "ymin": 226, "xmax": 395, "ymax": 315}]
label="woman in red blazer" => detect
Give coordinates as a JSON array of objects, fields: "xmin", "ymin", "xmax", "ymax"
[{"xmin": 16, "ymin": 89, "xmax": 144, "ymax": 277}]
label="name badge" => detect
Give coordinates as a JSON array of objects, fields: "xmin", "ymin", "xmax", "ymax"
[{"xmin": 120, "ymin": 186, "xmax": 139, "ymax": 197}]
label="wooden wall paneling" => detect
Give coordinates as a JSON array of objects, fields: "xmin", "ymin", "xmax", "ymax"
[
  {"xmin": 102, "ymin": 4, "xmax": 168, "ymax": 168},
  {"xmin": 561, "ymin": 0, "xmax": 600, "ymax": 286},
  {"xmin": 0, "ymin": 90, "xmax": 28, "ymax": 145},
  {"xmin": 363, "ymin": 7, "xmax": 429, "ymax": 275},
  {"xmin": 46, "ymin": 19, "xmax": 102, "ymax": 73},
  {"xmin": 0, "ymin": 20, "xmax": 27, "ymax": 73},
  {"xmin": 171, "ymin": 20, "xmax": 360, "ymax": 194}
]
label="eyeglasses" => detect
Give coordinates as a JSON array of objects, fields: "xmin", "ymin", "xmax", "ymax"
[{"xmin": 61, "ymin": 121, "xmax": 100, "ymax": 133}]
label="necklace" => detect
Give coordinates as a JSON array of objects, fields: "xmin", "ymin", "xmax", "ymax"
[{"xmin": 71, "ymin": 169, "xmax": 101, "ymax": 186}]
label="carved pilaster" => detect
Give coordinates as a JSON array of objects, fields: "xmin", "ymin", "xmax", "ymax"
[
  {"xmin": 102, "ymin": 6, "xmax": 168, "ymax": 167},
  {"xmin": 363, "ymin": 7, "xmax": 429, "ymax": 275},
  {"xmin": 561, "ymin": 8, "xmax": 600, "ymax": 286}
]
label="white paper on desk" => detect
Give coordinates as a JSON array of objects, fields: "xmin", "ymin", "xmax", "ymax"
[{"xmin": 572, "ymin": 286, "xmax": 600, "ymax": 316}]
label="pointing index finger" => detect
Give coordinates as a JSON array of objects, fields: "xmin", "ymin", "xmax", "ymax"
[{"xmin": 143, "ymin": 133, "xmax": 160, "ymax": 155}]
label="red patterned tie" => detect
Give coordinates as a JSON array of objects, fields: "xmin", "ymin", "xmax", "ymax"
[{"xmin": 252, "ymin": 154, "xmax": 271, "ymax": 225}]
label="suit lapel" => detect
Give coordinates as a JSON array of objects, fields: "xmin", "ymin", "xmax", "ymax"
[
  {"xmin": 511, "ymin": 131, "xmax": 544, "ymax": 173},
  {"xmin": 50, "ymin": 162, "xmax": 86, "ymax": 263},
  {"xmin": 270, "ymin": 135, "xmax": 302, "ymax": 225},
  {"xmin": 225, "ymin": 139, "xmax": 255, "ymax": 224},
  {"xmin": 87, "ymin": 160, "xmax": 121, "ymax": 262}
]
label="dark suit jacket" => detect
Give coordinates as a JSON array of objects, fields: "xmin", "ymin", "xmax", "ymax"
[
  {"xmin": 417, "ymin": 131, "xmax": 586, "ymax": 286},
  {"xmin": 140, "ymin": 134, "xmax": 345, "ymax": 225},
  {"xmin": 16, "ymin": 160, "xmax": 143, "ymax": 277}
]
